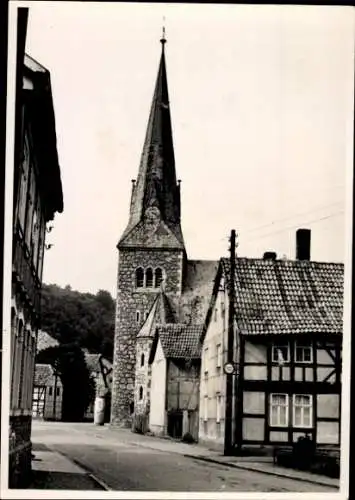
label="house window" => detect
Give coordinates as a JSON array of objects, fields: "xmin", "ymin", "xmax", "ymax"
[
  {"xmin": 204, "ymin": 395, "xmax": 208, "ymax": 422},
  {"xmin": 216, "ymin": 344, "xmax": 222, "ymax": 369},
  {"xmin": 136, "ymin": 310, "xmax": 140, "ymax": 323},
  {"xmin": 154, "ymin": 268, "xmax": 163, "ymax": 288},
  {"xmin": 141, "ymin": 353, "xmax": 145, "ymax": 367},
  {"xmin": 145, "ymin": 267, "xmax": 153, "ymax": 288},
  {"xmin": 204, "ymin": 347, "xmax": 208, "ymax": 375},
  {"xmin": 270, "ymin": 393, "xmax": 289, "ymax": 427},
  {"xmin": 293, "ymin": 394, "xmax": 312, "ymax": 428},
  {"xmin": 145, "ymin": 311, "xmax": 149, "ymax": 320},
  {"xmin": 214, "ymin": 308, "xmax": 218, "ymax": 322},
  {"xmin": 56, "ymin": 387, "xmax": 60, "ymax": 397},
  {"xmin": 272, "ymin": 341, "xmax": 290, "ymax": 364},
  {"xmin": 295, "ymin": 341, "xmax": 312, "ymax": 363},
  {"xmin": 216, "ymin": 394, "xmax": 222, "ymax": 423},
  {"xmin": 48, "ymin": 387, "xmax": 53, "ymax": 396},
  {"xmin": 135, "ymin": 268, "xmax": 144, "ymax": 288},
  {"xmin": 139, "ymin": 386, "xmax": 143, "ymax": 400}
]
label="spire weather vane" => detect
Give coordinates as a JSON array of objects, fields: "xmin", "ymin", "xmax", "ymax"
[{"xmin": 161, "ymin": 17, "xmax": 166, "ymax": 44}]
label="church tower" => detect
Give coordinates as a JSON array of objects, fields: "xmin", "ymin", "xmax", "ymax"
[{"xmin": 111, "ymin": 33, "xmax": 186, "ymax": 427}]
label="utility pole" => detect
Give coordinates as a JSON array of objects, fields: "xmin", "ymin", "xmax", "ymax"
[{"xmin": 224, "ymin": 229, "xmax": 236, "ymax": 456}]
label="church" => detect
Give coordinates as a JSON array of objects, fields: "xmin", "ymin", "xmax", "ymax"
[
  {"xmin": 110, "ymin": 33, "xmax": 218, "ymax": 433},
  {"xmin": 110, "ymin": 34, "xmax": 344, "ymax": 455}
]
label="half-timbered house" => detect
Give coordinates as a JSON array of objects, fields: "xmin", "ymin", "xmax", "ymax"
[
  {"xmin": 199, "ymin": 230, "xmax": 343, "ymax": 452},
  {"xmin": 9, "ymin": 10, "xmax": 63, "ymax": 487}
]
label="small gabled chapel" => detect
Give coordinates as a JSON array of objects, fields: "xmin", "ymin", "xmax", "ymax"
[{"xmin": 110, "ymin": 33, "xmax": 217, "ymax": 428}]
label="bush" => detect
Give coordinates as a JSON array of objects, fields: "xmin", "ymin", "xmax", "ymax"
[{"xmin": 181, "ymin": 432, "xmax": 195, "ymax": 444}]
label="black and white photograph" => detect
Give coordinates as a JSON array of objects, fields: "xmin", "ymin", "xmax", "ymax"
[{"xmin": 1, "ymin": 2, "xmax": 354, "ymax": 498}]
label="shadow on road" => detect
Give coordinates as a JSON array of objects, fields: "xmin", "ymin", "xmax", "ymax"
[{"xmin": 29, "ymin": 470, "xmax": 105, "ymax": 490}]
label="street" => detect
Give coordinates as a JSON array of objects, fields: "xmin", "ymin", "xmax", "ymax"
[{"xmin": 30, "ymin": 421, "xmax": 336, "ymax": 492}]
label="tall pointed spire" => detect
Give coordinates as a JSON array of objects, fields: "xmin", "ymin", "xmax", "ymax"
[{"xmin": 119, "ymin": 32, "xmax": 184, "ymax": 250}]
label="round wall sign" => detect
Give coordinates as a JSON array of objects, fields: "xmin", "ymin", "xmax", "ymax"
[{"xmin": 224, "ymin": 362, "xmax": 235, "ymax": 375}]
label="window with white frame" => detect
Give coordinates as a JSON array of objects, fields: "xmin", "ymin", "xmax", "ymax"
[
  {"xmin": 295, "ymin": 341, "xmax": 312, "ymax": 363},
  {"xmin": 270, "ymin": 393, "xmax": 289, "ymax": 426},
  {"xmin": 216, "ymin": 394, "xmax": 222, "ymax": 423},
  {"xmin": 216, "ymin": 344, "xmax": 222, "ymax": 369},
  {"xmin": 204, "ymin": 395, "xmax": 208, "ymax": 421},
  {"xmin": 272, "ymin": 341, "xmax": 290, "ymax": 363},
  {"xmin": 293, "ymin": 394, "xmax": 312, "ymax": 428}
]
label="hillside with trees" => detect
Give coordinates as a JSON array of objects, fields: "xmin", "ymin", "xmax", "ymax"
[{"xmin": 40, "ymin": 284, "xmax": 115, "ymax": 360}]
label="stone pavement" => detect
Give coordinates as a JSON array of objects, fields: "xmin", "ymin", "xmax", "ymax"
[
  {"xmin": 29, "ymin": 445, "xmax": 107, "ymax": 490},
  {"xmin": 104, "ymin": 426, "xmax": 340, "ymax": 490}
]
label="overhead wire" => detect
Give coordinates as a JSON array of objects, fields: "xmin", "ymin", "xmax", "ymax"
[{"xmin": 246, "ymin": 210, "xmax": 344, "ymax": 243}]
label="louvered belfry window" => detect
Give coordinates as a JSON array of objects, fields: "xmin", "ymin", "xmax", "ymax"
[
  {"xmin": 154, "ymin": 268, "xmax": 163, "ymax": 288},
  {"xmin": 135, "ymin": 267, "xmax": 144, "ymax": 288},
  {"xmin": 145, "ymin": 267, "xmax": 153, "ymax": 288}
]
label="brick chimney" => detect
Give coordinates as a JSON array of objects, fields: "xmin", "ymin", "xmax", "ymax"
[
  {"xmin": 296, "ymin": 229, "xmax": 311, "ymax": 261},
  {"xmin": 263, "ymin": 251, "xmax": 277, "ymax": 261}
]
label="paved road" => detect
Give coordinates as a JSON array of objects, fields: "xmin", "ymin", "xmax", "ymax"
[{"xmin": 31, "ymin": 421, "xmax": 333, "ymax": 492}]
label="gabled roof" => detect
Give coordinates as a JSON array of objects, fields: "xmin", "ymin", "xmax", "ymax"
[
  {"xmin": 119, "ymin": 38, "xmax": 184, "ymax": 250},
  {"xmin": 34, "ymin": 363, "xmax": 60, "ymax": 386},
  {"xmin": 221, "ymin": 257, "xmax": 344, "ymax": 336},
  {"xmin": 24, "ymin": 53, "xmax": 63, "ymax": 220},
  {"xmin": 149, "ymin": 324, "xmax": 203, "ymax": 362},
  {"xmin": 36, "ymin": 330, "xmax": 59, "ymax": 352},
  {"xmin": 83, "ymin": 351, "xmax": 112, "ymax": 374},
  {"xmin": 137, "ymin": 291, "xmax": 175, "ymax": 338}
]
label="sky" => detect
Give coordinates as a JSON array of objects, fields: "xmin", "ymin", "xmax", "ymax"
[{"xmin": 12, "ymin": 2, "xmax": 355, "ymax": 297}]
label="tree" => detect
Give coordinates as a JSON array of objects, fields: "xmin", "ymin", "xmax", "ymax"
[
  {"xmin": 37, "ymin": 343, "xmax": 96, "ymax": 422},
  {"xmin": 40, "ymin": 284, "xmax": 115, "ymax": 360}
]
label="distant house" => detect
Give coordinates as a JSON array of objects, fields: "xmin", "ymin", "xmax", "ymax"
[
  {"xmin": 148, "ymin": 324, "xmax": 202, "ymax": 441},
  {"xmin": 84, "ymin": 351, "xmax": 112, "ymax": 422},
  {"xmin": 36, "ymin": 330, "xmax": 59, "ymax": 352},
  {"xmin": 199, "ymin": 230, "xmax": 343, "ymax": 453},
  {"xmin": 32, "ymin": 364, "xmax": 62, "ymax": 420}
]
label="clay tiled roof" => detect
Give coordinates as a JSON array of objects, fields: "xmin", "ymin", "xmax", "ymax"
[
  {"xmin": 222, "ymin": 257, "xmax": 344, "ymax": 335},
  {"xmin": 34, "ymin": 363, "xmax": 60, "ymax": 386},
  {"xmin": 84, "ymin": 353, "xmax": 102, "ymax": 373},
  {"xmin": 157, "ymin": 324, "xmax": 203, "ymax": 359},
  {"xmin": 36, "ymin": 330, "xmax": 59, "ymax": 353}
]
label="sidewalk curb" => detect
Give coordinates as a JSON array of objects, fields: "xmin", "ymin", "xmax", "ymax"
[
  {"xmin": 106, "ymin": 428, "xmax": 339, "ymax": 490},
  {"xmin": 48, "ymin": 448, "xmax": 112, "ymax": 491},
  {"xmin": 183, "ymin": 454, "xmax": 339, "ymax": 490}
]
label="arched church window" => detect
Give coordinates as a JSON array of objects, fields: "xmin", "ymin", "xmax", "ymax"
[
  {"xmin": 145, "ymin": 267, "xmax": 153, "ymax": 288},
  {"xmin": 136, "ymin": 311, "xmax": 140, "ymax": 323},
  {"xmin": 135, "ymin": 267, "xmax": 144, "ymax": 288},
  {"xmin": 154, "ymin": 268, "xmax": 163, "ymax": 288},
  {"xmin": 141, "ymin": 353, "xmax": 145, "ymax": 367},
  {"xmin": 139, "ymin": 386, "xmax": 144, "ymax": 400}
]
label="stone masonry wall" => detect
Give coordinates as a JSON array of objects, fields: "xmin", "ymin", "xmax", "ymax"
[
  {"xmin": 135, "ymin": 338, "xmax": 153, "ymax": 415},
  {"xmin": 111, "ymin": 248, "xmax": 184, "ymax": 427}
]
